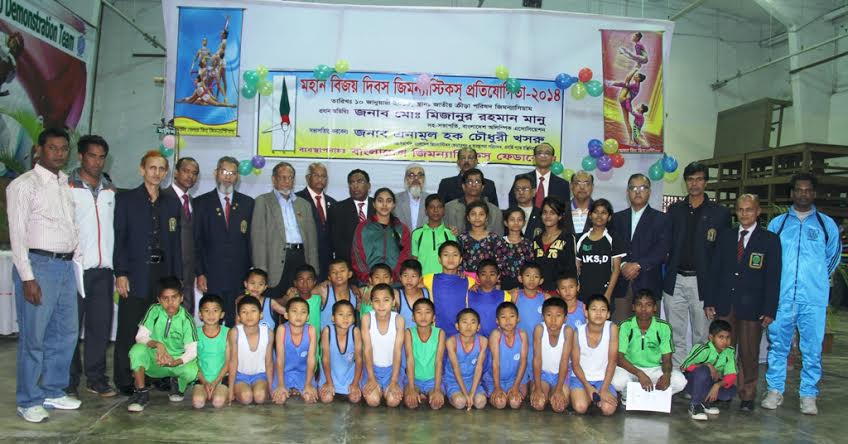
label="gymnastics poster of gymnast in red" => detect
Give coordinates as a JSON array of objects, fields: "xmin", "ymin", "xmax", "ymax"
[{"xmin": 601, "ymin": 30, "xmax": 664, "ymax": 153}]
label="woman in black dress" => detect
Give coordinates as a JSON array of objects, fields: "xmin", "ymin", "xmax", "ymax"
[{"xmin": 532, "ymin": 196, "xmax": 577, "ymax": 295}]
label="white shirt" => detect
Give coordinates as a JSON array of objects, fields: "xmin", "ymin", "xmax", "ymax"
[
  {"xmin": 519, "ymin": 205, "xmax": 533, "ymax": 233},
  {"xmin": 7, "ymin": 164, "xmax": 79, "ymax": 281},
  {"xmin": 307, "ymin": 186, "xmax": 327, "ymax": 215},
  {"xmin": 354, "ymin": 198, "xmax": 369, "ymax": 218},
  {"xmin": 738, "ymin": 222, "xmax": 757, "ymax": 248},
  {"xmin": 217, "ymin": 190, "xmax": 231, "ymax": 214},
  {"xmin": 630, "ymin": 205, "xmax": 647, "ymax": 240},
  {"xmin": 571, "ymin": 199, "xmax": 590, "ymax": 234},
  {"xmin": 409, "ymin": 195, "xmax": 421, "ymax": 226},
  {"xmin": 535, "ymin": 170, "xmax": 552, "ymax": 198},
  {"xmin": 172, "ymin": 183, "xmax": 192, "ymax": 214},
  {"xmin": 274, "ymin": 190, "xmax": 304, "ymax": 243}
]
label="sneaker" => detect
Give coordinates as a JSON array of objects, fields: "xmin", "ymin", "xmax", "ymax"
[
  {"xmin": 689, "ymin": 404, "xmax": 708, "ymax": 421},
  {"xmin": 761, "ymin": 390, "xmax": 783, "ymax": 410},
  {"xmin": 64, "ymin": 386, "xmax": 79, "ymax": 398},
  {"xmin": 127, "ymin": 388, "xmax": 150, "ymax": 413},
  {"xmin": 16, "ymin": 405, "xmax": 49, "ymax": 423},
  {"xmin": 168, "ymin": 378, "xmax": 184, "ymax": 402},
  {"xmin": 43, "ymin": 395, "xmax": 82, "ymax": 410},
  {"xmin": 739, "ymin": 400, "xmax": 755, "ymax": 412},
  {"xmin": 86, "ymin": 381, "xmax": 118, "ymax": 398},
  {"xmin": 703, "ymin": 403, "xmax": 720, "ymax": 415},
  {"xmin": 800, "ymin": 397, "xmax": 818, "ymax": 415}
]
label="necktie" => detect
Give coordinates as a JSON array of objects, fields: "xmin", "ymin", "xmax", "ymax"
[
  {"xmin": 357, "ymin": 202, "xmax": 366, "ymax": 222},
  {"xmin": 315, "ymin": 194, "xmax": 326, "ymax": 225},
  {"xmin": 737, "ymin": 230, "xmax": 748, "ymax": 263},
  {"xmin": 225, "ymin": 196, "xmax": 231, "ymax": 228},
  {"xmin": 182, "ymin": 194, "xmax": 191, "ymax": 222},
  {"xmin": 535, "ymin": 176, "xmax": 546, "ymax": 208}
]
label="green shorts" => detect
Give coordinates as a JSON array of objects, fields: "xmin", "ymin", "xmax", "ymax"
[{"xmin": 129, "ymin": 344, "xmax": 199, "ymax": 392}]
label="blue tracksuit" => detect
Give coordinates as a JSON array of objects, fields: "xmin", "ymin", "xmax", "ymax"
[{"xmin": 766, "ymin": 206, "xmax": 841, "ymax": 397}]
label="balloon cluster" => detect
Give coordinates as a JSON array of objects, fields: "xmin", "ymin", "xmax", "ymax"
[
  {"xmin": 582, "ymin": 138, "xmax": 624, "ymax": 176},
  {"xmin": 241, "ymin": 65, "xmax": 272, "ymax": 99},
  {"xmin": 237, "ymin": 155, "xmax": 267, "ymax": 176},
  {"xmin": 310, "ymin": 59, "xmax": 351, "ymax": 83},
  {"xmin": 159, "ymin": 134, "xmax": 183, "ymax": 157},
  {"xmin": 555, "ymin": 68, "xmax": 602, "ymax": 100},
  {"xmin": 495, "ymin": 65, "xmax": 522, "ymax": 94},
  {"xmin": 648, "ymin": 154, "xmax": 680, "ymax": 182}
]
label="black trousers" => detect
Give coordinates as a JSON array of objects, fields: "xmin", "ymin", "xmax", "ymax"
[
  {"xmin": 69, "ymin": 268, "xmax": 115, "ymax": 388},
  {"xmin": 113, "ymin": 262, "xmax": 166, "ymax": 389},
  {"xmin": 265, "ymin": 249, "xmax": 306, "ymax": 325}
]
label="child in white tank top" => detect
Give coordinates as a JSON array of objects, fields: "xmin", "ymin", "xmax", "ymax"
[{"xmin": 569, "ymin": 295, "xmax": 620, "ymax": 416}]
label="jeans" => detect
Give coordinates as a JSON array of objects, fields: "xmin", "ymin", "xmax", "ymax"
[{"xmin": 14, "ymin": 253, "xmax": 79, "ymax": 407}]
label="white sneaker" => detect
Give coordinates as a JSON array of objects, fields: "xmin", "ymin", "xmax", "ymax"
[
  {"xmin": 43, "ymin": 395, "xmax": 82, "ymax": 410},
  {"xmin": 17, "ymin": 405, "xmax": 49, "ymax": 423},
  {"xmin": 703, "ymin": 403, "xmax": 720, "ymax": 415},
  {"xmin": 760, "ymin": 390, "xmax": 783, "ymax": 410},
  {"xmin": 689, "ymin": 405, "xmax": 708, "ymax": 421},
  {"xmin": 800, "ymin": 397, "xmax": 818, "ymax": 415}
]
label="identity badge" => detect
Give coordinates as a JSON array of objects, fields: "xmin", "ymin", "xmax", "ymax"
[
  {"xmin": 749, "ymin": 253, "xmax": 764, "ymax": 269},
  {"xmin": 241, "ymin": 220, "xmax": 248, "ymax": 234},
  {"xmin": 706, "ymin": 228, "xmax": 717, "ymax": 242},
  {"xmin": 169, "ymin": 217, "xmax": 177, "ymax": 232}
]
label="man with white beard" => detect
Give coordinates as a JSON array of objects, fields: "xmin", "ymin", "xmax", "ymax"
[
  {"xmin": 193, "ymin": 156, "xmax": 255, "ymax": 326},
  {"xmin": 394, "ymin": 164, "xmax": 430, "ymax": 231}
]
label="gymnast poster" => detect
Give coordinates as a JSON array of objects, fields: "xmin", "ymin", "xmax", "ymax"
[
  {"xmin": 601, "ymin": 30, "xmax": 664, "ymax": 153},
  {"xmin": 173, "ymin": 7, "xmax": 242, "ymax": 137}
]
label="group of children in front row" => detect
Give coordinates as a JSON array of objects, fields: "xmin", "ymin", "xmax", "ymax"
[{"xmin": 127, "ymin": 241, "xmax": 740, "ymax": 421}]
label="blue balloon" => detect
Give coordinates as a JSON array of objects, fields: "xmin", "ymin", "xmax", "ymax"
[
  {"xmin": 555, "ymin": 73, "xmax": 571, "ymax": 89},
  {"xmin": 662, "ymin": 155, "xmax": 679, "ymax": 173},
  {"xmin": 589, "ymin": 145, "xmax": 604, "ymax": 159},
  {"xmin": 588, "ymin": 138, "xmax": 602, "ymax": 151}
]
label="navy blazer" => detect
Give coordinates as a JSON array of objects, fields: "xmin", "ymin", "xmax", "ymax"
[
  {"xmin": 113, "ymin": 185, "xmax": 182, "ymax": 299},
  {"xmin": 663, "ymin": 198, "xmax": 731, "ymax": 297},
  {"xmin": 508, "ymin": 170, "xmax": 571, "ymax": 208},
  {"xmin": 437, "ymin": 174, "xmax": 499, "ymax": 207},
  {"xmin": 329, "ymin": 197, "xmax": 375, "ymax": 264},
  {"xmin": 610, "ymin": 205, "xmax": 670, "ymax": 299},
  {"xmin": 520, "ymin": 207, "xmax": 543, "ymax": 241},
  {"xmin": 296, "ymin": 188, "xmax": 337, "ymax": 279},
  {"xmin": 705, "ymin": 226, "xmax": 782, "ymax": 320},
  {"xmin": 193, "ymin": 190, "xmax": 254, "ymax": 294}
]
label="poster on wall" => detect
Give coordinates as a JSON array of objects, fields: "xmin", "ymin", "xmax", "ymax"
[
  {"xmin": 601, "ymin": 30, "xmax": 664, "ymax": 153},
  {"xmin": 0, "ymin": 0, "xmax": 95, "ymax": 170},
  {"xmin": 173, "ymin": 7, "xmax": 242, "ymax": 137},
  {"xmin": 255, "ymin": 71, "xmax": 564, "ymax": 166}
]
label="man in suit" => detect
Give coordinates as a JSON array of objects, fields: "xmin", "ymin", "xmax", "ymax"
[
  {"xmin": 394, "ymin": 163, "xmax": 429, "ymax": 231},
  {"xmin": 704, "ymin": 194, "xmax": 781, "ymax": 412},
  {"xmin": 508, "ymin": 142, "xmax": 570, "ymax": 208},
  {"xmin": 563, "ymin": 171, "xmax": 594, "ymax": 235},
  {"xmin": 610, "ymin": 173, "xmax": 670, "ymax": 323},
  {"xmin": 512, "ymin": 173, "xmax": 542, "ymax": 240},
  {"xmin": 194, "ymin": 156, "xmax": 254, "ymax": 326},
  {"xmin": 162, "ymin": 157, "xmax": 198, "ymax": 314},
  {"xmin": 437, "ymin": 148, "xmax": 498, "ymax": 206},
  {"xmin": 252, "ymin": 162, "xmax": 318, "ymax": 299},
  {"xmin": 329, "ymin": 169, "xmax": 374, "ymax": 268},
  {"xmin": 113, "ymin": 150, "xmax": 182, "ymax": 395},
  {"xmin": 296, "ymin": 162, "xmax": 336, "ymax": 280},
  {"xmin": 663, "ymin": 162, "xmax": 731, "ymax": 366},
  {"xmin": 444, "ymin": 168, "xmax": 503, "ymax": 236}
]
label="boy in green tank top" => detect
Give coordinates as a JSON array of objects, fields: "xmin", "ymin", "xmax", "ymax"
[
  {"xmin": 193, "ymin": 294, "xmax": 230, "ymax": 409},
  {"xmin": 403, "ymin": 298, "xmax": 447, "ymax": 409}
]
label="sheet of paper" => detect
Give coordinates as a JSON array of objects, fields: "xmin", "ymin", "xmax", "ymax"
[
  {"xmin": 73, "ymin": 258, "xmax": 86, "ymax": 299},
  {"xmin": 625, "ymin": 381, "xmax": 672, "ymax": 413}
]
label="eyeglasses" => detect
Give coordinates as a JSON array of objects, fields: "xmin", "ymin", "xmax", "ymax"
[
  {"xmin": 573, "ymin": 180, "xmax": 592, "ymax": 187},
  {"xmin": 406, "ymin": 172, "xmax": 425, "ymax": 179},
  {"xmin": 628, "ymin": 185, "xmax": 650, "ymax": 193},
  {"xmin": 514, "ymin": 186, "xmax": 532, "ymax": 192},
  {"xmin": 465, "ymin": 179, "xmax": 482, "ymax": 185},
  {"xmin": 219, "ymin": 169, "xmax": 237, "ymax": 177},
  {"xmin": 308, "ymin": 173, "xmax": 327, "ymax": 179}
]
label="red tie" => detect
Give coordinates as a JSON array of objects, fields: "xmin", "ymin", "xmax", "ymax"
[
  {"xmin": 358, "ymin": 202, "xmax": 366, "ymax": 222},
  {"xmin": 535, "ymin": 176, "xmax": 546, "ymax": 208},
  {"xmin": 315, "ymin": 194, "xmax": 326, "ymax": 225},
  {"xmin": 224, "ymin": 196, "xmax": 231, "ymax": 228},
  {"xmin": 737, "ymin": 230, "xmax": 748, "ymax": 263},
  {"xmin": 182, "ymin": 194, "xmax": 191, "ymax": 222}
]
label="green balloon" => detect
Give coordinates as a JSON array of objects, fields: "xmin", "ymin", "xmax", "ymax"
[
  {"xmin": 243, "ymin": 70, "xmax": 259, "ymax": 87},
  {"xmin": 551, "ymin": 161, "xmax": 564, "ymax": 175},
  {"xmin": 581, "ymin": 155, "xmax": 597, "ymax": 171},
  {"xmin": 238, "ymin": 160, "xmax": 253, "ymax": 176},
  {"xmin": 562, "ymin": 168, "xmax": 575, "ymax": 181},
  {"xmin": 571, "ymin": 82, "xmax": 587, "ymax": 100},
  {"xmin": 258, "ymin": 80, "xmax": 274, "ymax": 97},
  {"xmin": 241, "ymin": 84, "xmax": 257, "ymax": 99},
  {"xmin": 505, "ymin": 78, "xmax": 521, "ymax": 94},
  {"xmin": 585, "ymin": 80, "xmax": 603, "ymax": 97},
  {"xmin": 648, "ymin": 163, "xmax": 665, "ymax": 181}
]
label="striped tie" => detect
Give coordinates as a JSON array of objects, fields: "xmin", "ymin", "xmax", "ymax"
[{"xmin": 737, "ymin": 230, "xmax": 748, "ymax": 263}]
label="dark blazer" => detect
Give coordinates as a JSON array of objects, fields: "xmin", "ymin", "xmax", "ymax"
[
  {"xmin": 521, "ymin": 207, "xmax": 543, "ymax": 241},
  {"xmin": 704, "ymin": 226, "xmax": 782, "ymax": 320},
  {"xmin": 193, "ymin": 190, "xmax": 254, "ymax": 294},
  {"xmin": 437, "ymin": 174, "xmax": 499, "ymax": 207},
  {"xmin": 508, "ymin": 170, "xmax": 571, "ymax": 208},
  {"xmin": 610, "ymin": 205, "xmax": 670, "ymax": 299},
  {"xmin": 562, "ymin": 199, "xmax": 593, "ymax": 235},
  {"xmin": 113, "ymin": 185, "xmax": 181, "ymax": 299},
  {"xmin": 329, "ymin": 197, "xmax": 374, "ymax": 264},
  {"xmin": 663, "ymin": 198, "xmax": 731, "ymax": 297},
  {"xmin": 161, "ymin": 185, "xmax": 195, "ymax": 305},
  {"xmin": 296, "ymin": 188, "xmax": 337, "ymax": 279}
]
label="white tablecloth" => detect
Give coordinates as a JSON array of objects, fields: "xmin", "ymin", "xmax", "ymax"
[{"xmin": 0, "ymin": 250, "xmax": 16, "ymax": 335}]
